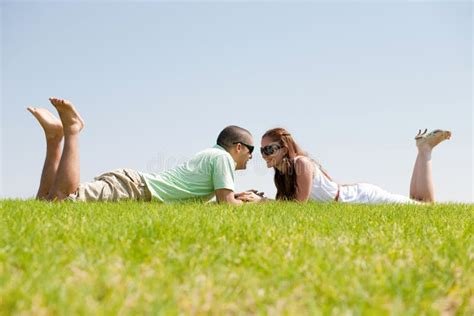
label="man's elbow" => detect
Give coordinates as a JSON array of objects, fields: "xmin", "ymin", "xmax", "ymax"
[
  {"xmin": 216, "ymin": 195, "xmax": 243, "ymax": 205},
  {"xmin": 218, "ymin": 197, "xmax": 243, "ymax": 205}
]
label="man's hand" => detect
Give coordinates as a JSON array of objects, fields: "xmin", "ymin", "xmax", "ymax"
[
  {"xmin": 215, "ymin": 189, "xmax": 266, "ymax": 205},
  {"xmin": 235, "ymin": 189, "xmax": 264, "ymax": 198},
  {"xmin": 235, "ymin": 190, "xmax": 266, "ymax": 203}
]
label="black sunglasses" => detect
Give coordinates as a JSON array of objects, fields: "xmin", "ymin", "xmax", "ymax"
[
  {"xmin": 233, "ymin": 142, "xmax": 254, "ymax": 154},
  {"xmin": 260, "ymin": 144, "xmax": 282, "ymax": 156}
]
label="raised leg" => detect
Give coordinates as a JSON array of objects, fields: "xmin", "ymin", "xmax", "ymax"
[
  {"xmin": 409, "ymin": 129, "xmax": 451, "ymax": 202},
  {"xmin": 410, "ymin": 148, "xmax": 434, "ymax": 202},
  {"xmin": 27, "ymin": 107, "xmax": 64, "ymax": 199},
  {"xmin": 47, "ymin": 98, "xmax": 85, "ymax": 201}
]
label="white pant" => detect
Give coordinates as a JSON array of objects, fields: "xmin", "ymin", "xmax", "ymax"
[{"xmin": 339, "ymin": 183, "xmax": 419, "ymax": 204}]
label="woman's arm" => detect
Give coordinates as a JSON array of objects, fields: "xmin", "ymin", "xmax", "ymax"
[{"xmin": 294, "ymin": 157, "xmax": 315, "ymax": 202}]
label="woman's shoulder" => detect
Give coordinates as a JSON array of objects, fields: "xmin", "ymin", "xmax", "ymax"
[
  {"xmin": 294, "ymin": 155, "xmax": 315, "ymax": 165},
  {"xmin": 293, "ymin": 156, "xmax": 315, "ymax": 175}
]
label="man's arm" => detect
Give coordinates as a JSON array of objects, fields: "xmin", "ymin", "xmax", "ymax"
[{"xmin": 215, "ymin": 188, "xmax": 244, "ymax": 205}]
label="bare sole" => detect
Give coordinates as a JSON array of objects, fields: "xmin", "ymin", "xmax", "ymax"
[
  {"xmin": 49, "ymin": 97, "xmax": 85, "ymax": 135},
  {"xmin": 27, "ymin": 107, "xmax": 63, "ymax": 141}
]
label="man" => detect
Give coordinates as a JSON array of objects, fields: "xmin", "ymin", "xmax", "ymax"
[{"xmin": 28, "ymin": 97, "xmax": 263, "ymax": 205}]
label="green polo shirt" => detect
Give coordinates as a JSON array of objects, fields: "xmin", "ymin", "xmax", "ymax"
[{"xmin": 141, "ymin": 145, "xmax": 236, "ymax": 203}]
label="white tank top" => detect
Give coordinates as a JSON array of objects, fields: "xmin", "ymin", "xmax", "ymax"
[{"xmin": 309, "ymin": 164, "xmax": 339, "ymax": 202}]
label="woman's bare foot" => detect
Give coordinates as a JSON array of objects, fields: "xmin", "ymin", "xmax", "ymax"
[
  {"xmin": 27, "ymin": 107, "xmax": 64, "ymax": 141},
  {"xmin": 415, "ymin": 129, "xmax": 452, "ymax": 151},
  {"xmin": 49, "ymin": 97, "xmax": 85, "ymax": 136}
]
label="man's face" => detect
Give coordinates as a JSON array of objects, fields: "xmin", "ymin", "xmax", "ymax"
[{"xmin": 234, "ymin": 138, "xmax": 254, "ymax": 170}]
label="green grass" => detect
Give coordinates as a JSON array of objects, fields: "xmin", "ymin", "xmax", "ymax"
[{"xmin": 0, "ymin": 200, "xmax": 472, "ymax": 315}]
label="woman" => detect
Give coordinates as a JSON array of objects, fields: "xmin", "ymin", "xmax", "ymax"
[{"xmin": 260, "ymin": 128, "xmax": 451, "ymax": 203}]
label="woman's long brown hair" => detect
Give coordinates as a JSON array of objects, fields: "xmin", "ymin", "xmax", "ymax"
[{"xmin": 262, "ymin": 128, "xmax": 332, "ymax": 200}]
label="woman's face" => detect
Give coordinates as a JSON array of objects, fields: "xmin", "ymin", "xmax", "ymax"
[{"xmin": 261, "ymin": 136, "xmax": 287, "ymax": 169}]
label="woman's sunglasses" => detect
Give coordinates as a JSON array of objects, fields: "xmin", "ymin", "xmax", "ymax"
[{"xmin": 260, "ymin": 144, "xmax": 282, "ymax": 156}]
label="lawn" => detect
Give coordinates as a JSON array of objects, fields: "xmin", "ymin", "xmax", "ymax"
[{"xmin": 0, "ymin": 200, "xmax": 472, "ymax": 315}]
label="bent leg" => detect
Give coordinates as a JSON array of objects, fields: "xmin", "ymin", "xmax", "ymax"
[
  {"xmin": 47, "ymin": 98, "xmax": 85, "ymax": 200},
  {"xmin": 409, "ymin": 129, "xmax": 451, "ymax": 203},
  {"xmin": 410, "ymin": 148, "xmax": 434, "ymax": 202},
  {"xmin": 27, "ymin": 107, "xmax": 64, "ymax": 199},
  {"xmin": 50, "ymin": 134, "xmax": 80, "ymax": 200}
]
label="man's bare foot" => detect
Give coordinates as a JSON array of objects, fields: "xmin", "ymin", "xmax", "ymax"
[
  {"xmin": 49, "ymin": 97, "xmax": 85, "ymax": 135},
  {"xmin": 415, "ymin": 129, "xmax": 452, "ymax": 151},
  {"xmin": 27, "ymin": 107, "xmax": 64, "ymax": 141}
]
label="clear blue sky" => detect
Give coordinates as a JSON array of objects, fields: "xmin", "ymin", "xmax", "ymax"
[{"xmin": 1, "ymin": 1, "xmax": 472, "ymax": 202}]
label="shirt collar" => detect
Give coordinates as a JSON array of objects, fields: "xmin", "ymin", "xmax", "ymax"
[
  {"xmin": 213, "ymin": 144, "xmax": 238, "ymax": 169},
  {"xmin": 213, "ymin": 144, "xmax": 227, "ymax": 151}
]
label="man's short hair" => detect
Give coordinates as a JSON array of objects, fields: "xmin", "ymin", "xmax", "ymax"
[{"xmin": 216, "ymin": 125, "xmax": 252, "ymax": 150}]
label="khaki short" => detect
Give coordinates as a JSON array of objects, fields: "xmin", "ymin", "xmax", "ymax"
[{"xmin": 68, "ymin": 168, "xmax": 152, "ymax": 202}]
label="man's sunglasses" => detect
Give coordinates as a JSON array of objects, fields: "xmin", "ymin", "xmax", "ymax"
[
  {"xmin": 260, "ymin": 144, "xmax": 282, "ymax": 156},
  {"xmin": 233, "ymin": 142, "xmax": 254, "ymax": 154}
]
